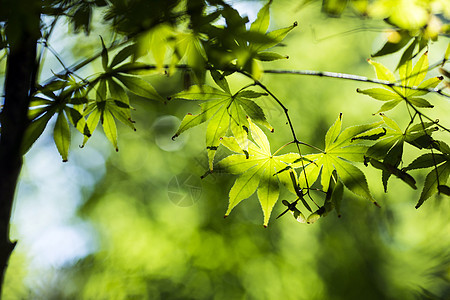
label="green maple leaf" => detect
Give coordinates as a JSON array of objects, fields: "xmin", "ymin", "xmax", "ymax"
[
  {"xmin": 171, "ymin": 75, "xmax": 273, "ymax": 170},
  {"xmin": 357, "ymin": 52, "xmax": 443, "ymax": 113},
  {"xmin": 217, "ymin": 118, "xmax": 300, "ymax": 227},
  {"xmin": 293, "ymin": 113, "xmax": 383, "ymax": 206},
  {"xmin": 366, "ymin": 114, "xmax": 438, "ymax": 191},
  {"xmin": 82, "ymin": 78, "xmax": 136, "ymax": 151},
  {"xmin": 403, "ymin": 141, "xmax": 450, "ymax": 208},
  {"xmin": 230, "ymin": 0, "xmax": 296, "ymax": 78}
]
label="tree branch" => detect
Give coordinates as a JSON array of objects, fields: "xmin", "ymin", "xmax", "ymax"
[{"xmin": 0, "ymin": 1, "xmax": 41, "ymax": 295}]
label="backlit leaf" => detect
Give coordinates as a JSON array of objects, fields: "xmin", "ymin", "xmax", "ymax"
[
  {"xmin": 368, "ymin": 59, "xmax": 396, "ymax": 82},
  {"xmin": 366, "ymin": 157, "xmax": 417, "ymax": 190},
  {"xmin": 253, "ymin": 21, "xmax": 298, "ymax": 52},
  {"xmin": 171, "ymin": 85, "xmax": 273, "ymax": 168},
  {"xmin": 206, "ymin": 107, "xmax": 230, "ymax": 169},
  {"xmin": 325, "ymin": 113, "xmax": 342, "ymax": 148},
  {"xmin": 100, "ymin": 36, "xmax": 109, "ymax": 71},
  {"xmin": 115, "ymin": 74, "xmax": 164, "ymax": 102},
  {"xmin": 255, "ymin": 52, "xmax": 288, "ymax": 61},
  {"xmin": 396, "ymin": 37, "xmax": 417, "ymax": 70},
  {"xmin": 416, "ymin": 161, "xmax": 450, "ymax": 208},
  {"xmin": 102, "ymin": 109, "xmax": 118, "ymax": 151},
  {"xmin": 210, "ymin": 70, "xmax": 230, "ymax": 94},
  {"xmin": 407, "ymin": 76, "xmax": 443, "ymax": 97},
  {"xmin": 236, "ymin": 97, "xmax": 272, "ymax": 131},
  {"xmin": 404, "ymin": 153, "xmax": 447, "ymax": 171},
  {"xmin": 381, "ymin": 141, "xmax": 403, "ymax": 192},
  {"xmin": 227, "ymin": 165, "xmax": 260, "ymax": 215},
  {"xmin": 53, "ymin": 111, "xmax": 71, "ymax": 162},
  {"xmin": 21, "ymin": 111, "xmax": 54, "ymax": 155},
  {"xmin": 406, "ymin": 51, "xmax": 428, "ymax": 94},
  {"xmin": 372, "ymin": 30, "xmax": 411, "ymax": 57},
  {"xmin": 376, "ymin": 99, "xmax": 402, "ymax": 113},
  {"xmin": 250, "ymin": 0, "xmax": 271, "ymax": 34},
  {"xmin": 257, "ymin": 161, "xmax": 279, "ymax": 226},
  {"xmin": 82, "ymin": 108, "xmax": 101, "ymax": 147},
  {"xmin": 332, "ymin": 156, "xmax": 376, "ymax": 204},
  {"xmin": 365, "ymin": 114, "xmax": 441, "ymax": 191},
  {"xmin": 408, "ymin": 97, "xmax": 433, "ymax": 108},
  {"xmin": 171, "ymin": 85, "xmax": 229, "ymax": 101},
  {"xmin": 356, "ymin": 88, "xmax": 399, "ymax": 101},
  {"xmin": 218, "ymin": 119, "xmax": 300, "ymax": 226},
  {"xmin": 110, "ymin": 44, "xmax": 136, "ymax": 68},
  {"xmin": 361, "ymin": 52, "xmax": 438, "ymax": 112},
  {"xmin": 294, "ymin": 114, "xmax": 380, "ymax": 203},
  {"xmin": 65, "ymin": 107, "xmax": 86, "ymax": 134}
]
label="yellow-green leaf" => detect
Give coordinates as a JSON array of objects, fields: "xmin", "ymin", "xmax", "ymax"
[
  {"xmin": 332, "ymin": 156, "xmax": 376, "ymax": 205},
  {"xmin": 368, "ymin": 59, "xmax": 396, "ymax": 82},
  {"xmin": 173, "ymin": 99, "xmax": 226, "ymax": 139},
  {"xmin": 296, "ymin": 114, "xmax": 381, "ymax": 204},
  {"xmin": 54, "ymin": 112, "xmax": 71, "ymax": 162},
  {"xmin": 226, "ymin": 165, "xmax": 261, "ymax": 216},
  {"xmin": 409, "ymin": 97, "xmax": 433, "ymax": 108},
  {"xmin": 102, "ymin": 109, "xmax": 118, "ymax": 151},
  {"xmin": 218, "ymin": 121, "xmax": 301, "ymax": 226},
  {"xmin": 254, "ymin": 21, "xmax": 298, "ymax": 52},
  {"xmin": 220, "ymin": 136, "xmax": 244, "ymax": 154},
  {"xmin": 406, "ymin": 52, "xmax": 428, "ymax": 92},
  {"xmin": 363, "ymin": 52, "xmax": 437, "ymax": 113},
  {"xmin": 417, "ymin": 161, "xmax": 450, "ymax": 208},
  {"xmin": 255, "ymin": 52, "xmax": 288, "ymax": 61},
  {"xmin": 115, "ymin": 74, "xmax": 164, "ymax": 102},
  {"xmin": 248, "ymin": 117, "xmax": 270, "ymax": 155},
  {"xmin": 257, "ymin": 161, "xmax": 279, "ymax": 227},
  {"xmin": 82, "ymin": 109, "xmax": 101, "ymax": 147},
  {"xmin": 206, "ymin": 107, "xmax": 230, "ymax": 169},
  {"xmin": 250, "ymin": 0, "xmax": 271, "ymax": 34},
  {"xmin": 356, "ymin": 88, "xmax": 400, "ymax": 101},
  {"xmin": 407, "ymin": 76, "xmax": 443, "ymax": 97},
  {"xmin": 236, "ymin": 97, "xmax": 273, "ymax": 132},
  {"xmin": 325, "ymin": 113, "xmax": 342, "ymax": 148},
  {"xmin": 65, "ymin": 106, "xmax": 86, "ymax": 134},
  {"xmin": 445, "ymin": 43, "xmax": 450, "ymax": 61},
  {"xmin": 376, "ymin": 99, "xmax": 402, "ymax": 113},
  {"xmin": 171, "ymin": 85, "xmax": 229, "ymax": 101},
  {"xmin": 21, "ymin": 111, "xmax": 53, "ymax": 155}
]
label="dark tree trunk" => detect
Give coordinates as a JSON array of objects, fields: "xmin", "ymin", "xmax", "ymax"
[{"xmin": 0, "ymin": 1, "xmax": 40, "ymax": 297}]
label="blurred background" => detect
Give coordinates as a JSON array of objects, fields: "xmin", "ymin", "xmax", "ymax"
[{"xmin": 3, "ymin": 0, "xmax": 450, "ymax": 299}]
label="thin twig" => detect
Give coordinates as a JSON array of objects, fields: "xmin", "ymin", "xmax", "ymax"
[
  {"xmin": 41, "ymin": 38, "xmax": 130, "ymax": 85},
  {"xmin": 237, "ymin": 71, "xmax": 319, "ymax": 207},
  {"xmin": 263, "ymin": 69, "xmax": 449, "ymax": 98}
]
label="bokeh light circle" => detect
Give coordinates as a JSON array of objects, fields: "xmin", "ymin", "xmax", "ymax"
[{"xmin": 152, "ymin": 115, "xmax": 187, "ymax": 152}]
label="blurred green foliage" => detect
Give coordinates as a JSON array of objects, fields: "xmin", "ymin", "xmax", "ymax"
[{"xmin": 2, "ymin": 0, "xmax": 449, "ymax": 299}]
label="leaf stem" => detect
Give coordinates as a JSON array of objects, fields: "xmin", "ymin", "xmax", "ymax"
[
  {"xmin": 272, "ymin": 141, "xmax": 295, "ymax": 156},
  {"xmin": 404, "ymin": 111, "xmax": 417, "ymax": 134},
  {"xmin": 237, "ymin": 71, "xmax": 317, "ymax": 204},
  {"xmin": 297, "ymin": 140, "xmax": 325, "ymax": 153}
]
